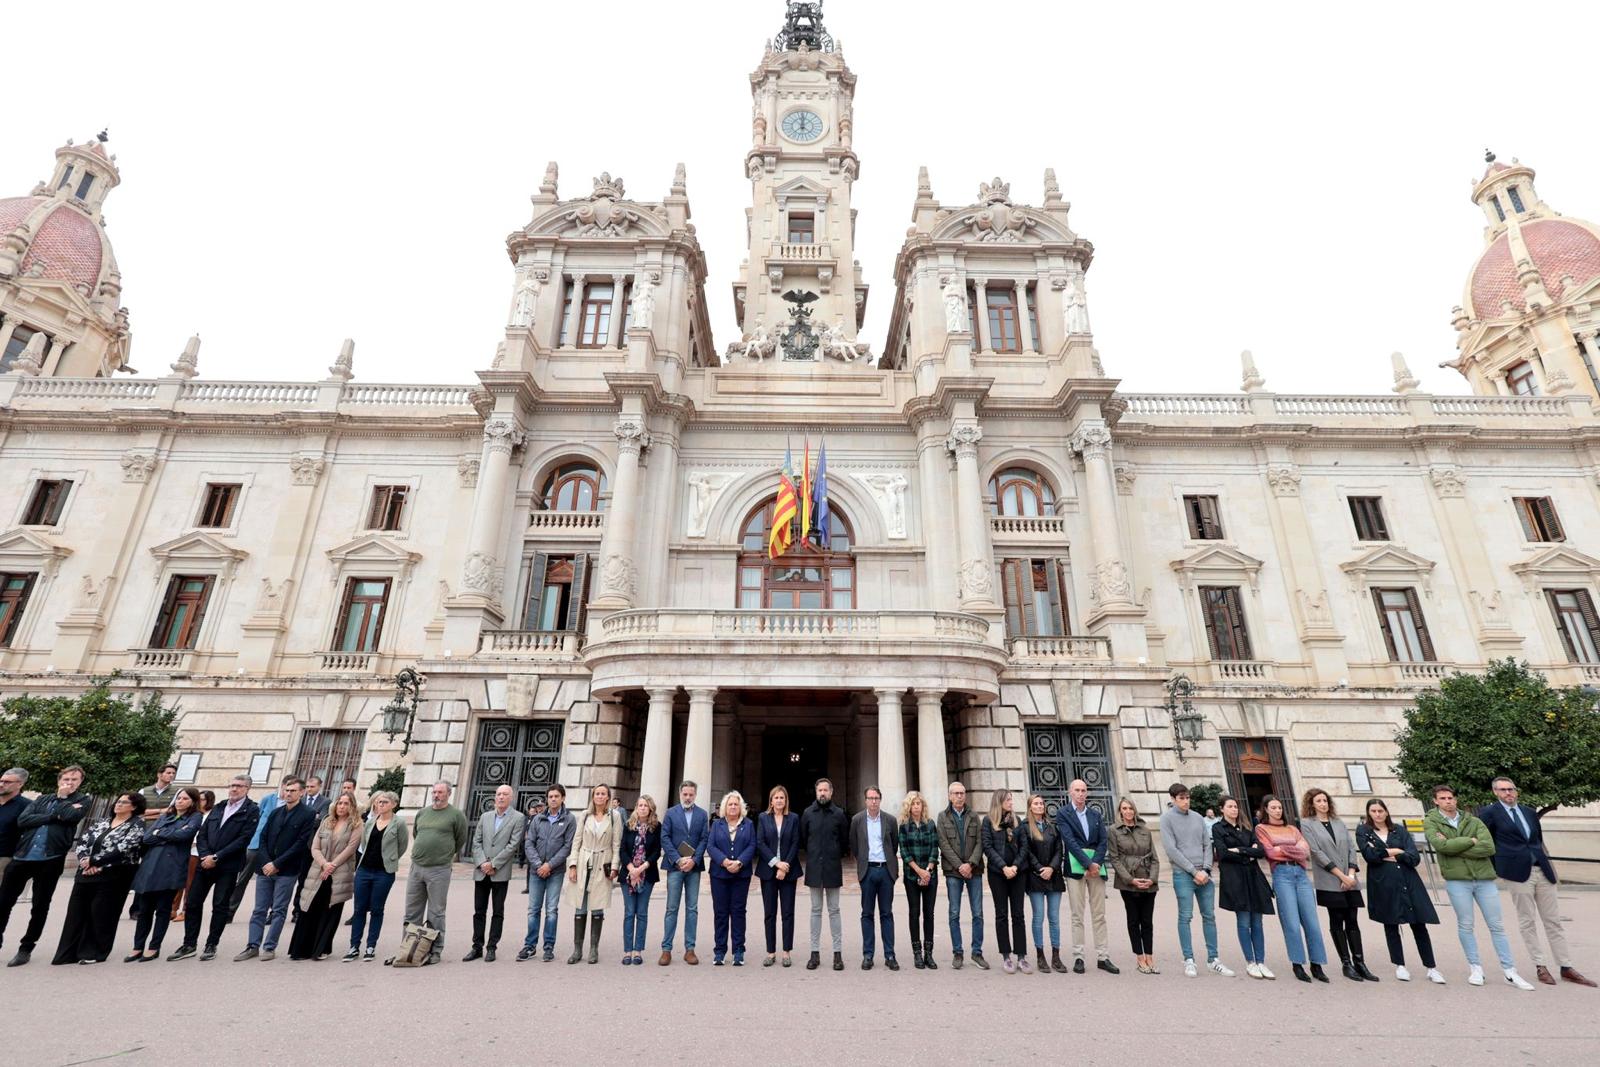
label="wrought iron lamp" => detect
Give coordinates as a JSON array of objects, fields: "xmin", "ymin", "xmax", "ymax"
[
  {"xmin": 1165, "ymin": 673, "xmax": 1205, "ymax": 762},
  {"xmin": 380, "ymin": 666, "xmax": 425, "ymax": 754}
]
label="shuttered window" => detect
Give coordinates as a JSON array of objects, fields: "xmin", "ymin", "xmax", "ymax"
[
  {"xmin": 1513, "ymin": 496, "xmax": 1564, "ymax": 542},
  {"xmin": 1000, "ymin": 558, "xmax": 1070, "ymax": 637},
  {"xmin": 367, "ymin": 485, "xmax": 409, "ymax": 531},
  {"xmin": 522, "ymin": 553, "xmax": 591, "ymax": 631},
  {"xmin": 1183, "ymin": 495, "xmax": 1224, "ymax": 540},
  {"xmin": 150, "ymin": 575, "xmax": 215, "ymax": 650},
  {"xmin": 1547, "ymin": 589, "xmax": 1600, "ymax": 664},
  {"xmin": 333, "ymin": 578, "xmax": 390, "ymax": 652},
  {"xmin": 0, "ymin": 573, "xmax": 36, "ymax": 647},
  {"xmin": 198, "ymin": 483, "xmax": 241, "ymax": 528},
  {"xmin": 1349, "ymin": 496, "xmax": 1390, "ymax": 541},
  {"xmin": 22, "ymin": 479, "xmax": 72, "ymax": 526},
  {"xmin": 1199, "ymin": 585, "xmax": 1252, "ymax": 661},
  {"xmin": 1372, "ymin": 587, "xmax": 1436, "ymax": 663}
]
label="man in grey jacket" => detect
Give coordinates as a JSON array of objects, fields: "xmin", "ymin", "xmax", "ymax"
[
  {"xmin": 465, "ymin": 785, "xmax": 526, "ymax": 962},
  {"xmin": 1158, "ymin": 782, "xmax": 1234, "ymax": 978},
  {"xmin": 517, "ymin": 784, "xmax": 575, "ymax": 962}
]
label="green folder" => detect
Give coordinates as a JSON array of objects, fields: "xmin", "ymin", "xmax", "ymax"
[{"xmin": 1070, "ymin": 851, "xmax": 1110, "ymax": 878}]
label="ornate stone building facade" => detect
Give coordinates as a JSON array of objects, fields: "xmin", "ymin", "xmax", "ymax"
[{"xmin": 3, "ymin": 4, "xmax": 1599, "ymax": 852}]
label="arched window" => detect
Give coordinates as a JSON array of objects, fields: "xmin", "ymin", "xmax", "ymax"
[
  {"xmin": 737, "ymin": 499, "xmax": 854, "ymax": 609},
  {"xmin": 540, "ymin": 461, "xmax": 607, "ymax": 512},
  {"xmin": 988, "ymin": 467, "xmax": 1055, "ymax": 517}
]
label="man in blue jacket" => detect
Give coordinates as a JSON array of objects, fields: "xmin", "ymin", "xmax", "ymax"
[
  {"xmin": 235, "ymin": 777, "xmax": 316, "ymax": 961},
  {"xmin": 658, "ymin": 780, "xmax": 709, "ymax": 965},
  {"xmin": 1056, "ymin": 778, "xmax": 1119, "ymax": 974},
  {"xmin": 1480, "ymin": 776, "xmax": 1595, "ymax": 987}
]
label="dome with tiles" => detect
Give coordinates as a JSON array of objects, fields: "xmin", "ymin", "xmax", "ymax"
[
  {"xmin": 0, "ymin": 195, "xmax": 109, "ymax": 294},
  {"xmin": 1467, "ymin": 216, "xmax": 1600, "ymax": 319}
]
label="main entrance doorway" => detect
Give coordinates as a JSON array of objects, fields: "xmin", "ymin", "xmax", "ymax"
[
  {"xmin": 1221, "ymin": 736, "xmax": 1294, "ymax": 822},
  {"xmin": 761, "ymin": 728, "xmax": 830, "ymax": 814}
]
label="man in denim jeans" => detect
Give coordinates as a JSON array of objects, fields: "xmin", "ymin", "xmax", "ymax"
[
  {"xmin": 936, "ymin": 781, "xmax": 988, "ymax": 970},
  {"xmin": 658, "ymin": 780, "xmax": 709, "ymax": 965},
  {"xmin": 234, "ymin": 777, "xmax": 315, "ymax": 962},
  {"xmin": 1159, "ymin": 782, "xmax": 1234, "ymax": 979},
  {"xmin": 517, "ymin": 784, "xmax": 575, "ymax": 962},
  {"xmin": 1423, "ymin": 784, "xmax": 1535, "ymax": 990}
]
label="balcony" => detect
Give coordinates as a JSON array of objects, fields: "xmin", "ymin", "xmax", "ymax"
[
  {"xmin": 315, "ymin": 650, "xmax": 377, "ymax": 673},
  {"xmin": 1208, "ymin": 659, "xmax": 1276, "ymax": 684},
  {"xmin": 772, "ymin": 241, "xmax": 834, "ymax": 264},
  {"xmin": 527, "ymin": 510, "xmax": 605, "ymax": 535},
  {"xmin": 128, "ymin": 648, "xmax": 194, "ymax": 673},
  {"xmin": 479, "ymin": 630, "xmax": 584, "ymax": 657},
  {"xmin": 1008, "ymin": 635, "xmax": 1112, "ymax": 663},
  {"xmin": 1396, "ymin": 661, "xmax": 1453, "ymax": 685},
  {"xmin": 988, "ymin": 514, "xmax": 1066, "ymax": 541},
  {"xmin": 584, "ymin": 609, "xmax": 1008, "ymax": 700}
]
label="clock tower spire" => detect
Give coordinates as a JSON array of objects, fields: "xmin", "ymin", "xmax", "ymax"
[{"xmin": 730, "ymin": 1, "xmax": 868, "ymax": 362}]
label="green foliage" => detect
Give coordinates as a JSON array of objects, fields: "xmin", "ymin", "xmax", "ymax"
[
  {"xmin": 1393, "ymin": 659, "xmax": 1600, "ymax": 815},
  {"xmin": 370, "ymin": 764, "xmax": 406, "ymax": 798},
  {"xmin": 0, "ymin": 678, "xmax": 180, "ymax": 800},
  {"xmin": 1186, "ymin": 782, "xmax": 1226, "ymax": 816}
]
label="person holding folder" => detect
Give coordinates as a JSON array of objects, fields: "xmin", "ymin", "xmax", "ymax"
[{"xmin": 1056, "ymin": 779, "xmax": 1118, "ymax": 974}]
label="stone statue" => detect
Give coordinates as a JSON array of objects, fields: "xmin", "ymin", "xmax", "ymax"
[
  {"xmin": 685, "ymin": 472, "xmax": 735, "ymax": 538},
  {"xmin": 819, "ymin": 320, "xmax": 860, "ymax": 362},
  {"xmin": 1063, "ymin": 278, "xmax": 1091, "ymax": 335},
  {"xmin": 509, "ymin": 271, "xmax": 540, "ymax": 328},
  {"xmin": 630, "ymin": 272, "xmax": 657, "ymax": 330},
  {"xmin": 257, "ymin": 578, "xmax": 287, "ymax": 614},
  {"xmin": 864, "ymin": 473, "xmax": 909, "ymax": 538},
  {"xmin": 942, "ymin": 276, "xmax": 968, "ymax": 334},
  {"xmin": 730, "ymin": 320, "xmax": 776, "ymax": 361}
]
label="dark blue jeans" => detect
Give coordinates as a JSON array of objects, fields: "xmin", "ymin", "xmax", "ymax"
[
  {"xmin": 859, "ymin": 865, "xmax": 895, "ymax": 960},
  {"xmin": 349, "ymin": 867, "xmax": 396, "ymax": 950}
]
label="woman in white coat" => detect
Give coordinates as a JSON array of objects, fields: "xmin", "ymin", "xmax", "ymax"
[{"xmin": 565, "ymin": 783, "xmax": 621, "ymax": 965}]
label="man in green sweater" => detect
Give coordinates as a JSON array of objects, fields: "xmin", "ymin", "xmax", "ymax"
[
  {"xmin": 404, "ymin": 781, "xmax": 470, "ymax": 965},
  {"xmin": 1423, "ymin": 784, "xmax": 1531, "ymax": 990}
]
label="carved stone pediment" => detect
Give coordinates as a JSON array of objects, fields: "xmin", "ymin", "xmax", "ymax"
[
  {"xmin": 1170, "ymin": 544, "xmax": 1265, "ymax": 593},
  {"xmin": 1339, "ymin": 545, "xmax": 1437, "ymax": 598},
  {"xmin": 1508, "ymin": 545, "xmax": 1600, "ymax": 588},
  {"xmin": 324, "ymin": 533, "xmax": 422, "ymax": 569}
]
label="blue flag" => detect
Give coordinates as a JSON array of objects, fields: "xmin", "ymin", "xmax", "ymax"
[{"xmin": 813, "ymin": 439, "xmax": 831, "ymax": 547}]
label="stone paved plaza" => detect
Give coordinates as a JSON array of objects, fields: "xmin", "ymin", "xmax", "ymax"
[{"xmin": 4, "ymin": 869, "xmax": 1598, "ymax": 1065}]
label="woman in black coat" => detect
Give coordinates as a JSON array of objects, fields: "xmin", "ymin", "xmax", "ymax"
[
  {"xmin": 53, "ymin": 792, "xmax": 147, "ymax": 965},
  {"xmin": 1020, "ymin": 794, "xmax": 1068, "ymax": 974},
  {"xmin": 981, "ymin": 790, "xmax": 1030, "ymax": 973},
  {"xmin": 1356, "ymin": 799, "xmax": 1442, "ymax": 985},
  {"xmin": 1212, "ymin": 796, "xmax": 1277, "ymax": 980},
  {"xmin": 127, "ymin": 788, "xmax": 202, "ymax": 961},
  {"xmin": 618, "ymin": 795, "xmax": 663, "ymax": 966}
]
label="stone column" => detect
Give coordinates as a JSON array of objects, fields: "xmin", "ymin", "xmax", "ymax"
[
  {"xmin": 607, "ymin": 273, "xmax": 629, "ymax": 348},
  {"xmin": 459, "ymin": 416, "xmax": 523, "ymax": 605},
  {"xmin": 591, "ymin": 416, "xmax": 649, "ymax": 609},
  {"xmin": 973, "ymin": 280, "xmax": 992, "ymax": 353},
  {"xmin": 914, "ymin": 690, "xmax": 949, "ymax": 799},
  {"xmin": 682, "ymin": 687, "xmax": 716, "ymax": 801},
  {"xmin": 1014, "ymin": 282, "xmax": 1035, "ymax": 353},
  {"xmin": 0, "ymin": 321, "xmax": 16, "ymax": 357},
  {"xmin": 916, "ymin": 427, "xmax": 958, "ymax": 608},
  {"xmin": 639, "ymin": 686, "xmax": 676, "ymax": 811},
  {"xmin": 1072, "ymin": 421, "xmax": 1134, "ymax": 611},
  {"xmin": 562, "ymin": 275, "xmax": 584, "ymax": 346},
  {"xmin": 876, "ymin": 688, "xmax": 908, "ymax": 814},
  {"xmin": 946, "ymin": 423, "xmax": 997, "ymax": 608},
  {"xmin": 40, "ymin": 339, "xmax": 68, "ymax": 376}
]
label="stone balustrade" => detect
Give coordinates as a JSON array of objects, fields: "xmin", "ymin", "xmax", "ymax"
[
  {"xmin": 988, "ymin": 514, "xmax": 1066, "ymax": 538},
  {"xmin": 1007, "ymin": 635, "xmax": 1112, "ymax": 662},
  {"xmin": 1211, "ymin": 659, "xmax": 1275, "ymax": 682},
  {"xmin": 1119, "ymin": 391, "xmax": 1589, "ymax": 427},
  {"xmin": 527, "ymin": 510, "xmax": 606, "ymax": 533},
  {"xmin": 775, "ymin": 242, "xmax": 832, "ymax": 261},
  {"xmin": 1396, "ymin": 661, "xmax": 1452, "ymax": 684},
  {"xmin": 129, "ymin": 648, "xmax": 192, "ymax": 671},
  {"xmin": 479, "ymin": 629, "xmax": 583, "ymax": 655},
  {"xmin": 316, "ymin": 650, "xmax": 377, "ymax": 673},
  {"xmin": 3, "ymin": 376, "xmax": 477, "ymax": 416},
  {"xmin": 597, "ymin": 608, "xmax": 993, "ymax": 644}
]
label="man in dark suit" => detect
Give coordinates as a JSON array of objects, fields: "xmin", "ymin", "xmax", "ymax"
[
  {"xmin": 850, "ymin": 785, "xmax": 899, "ymax": 971},
  {"xmin": 291, "ymin": 776, "xmax": 329, "ymax": 923},
  {"xmin": 170, "ymin": 774, "xmax": 260, "ymax": 960},
  {"xmin": 1480, "ymin": 776, "xmax": 1595, "ymax": 987},
  {"xmin": 236, "ymin": 777, "xmax": 316, "ymax": 961},
  {"xmin": 1056, "ymin": 778, "xmax": 1119, "ymax": 974},
  {"xmin": 658, "ymin": 780, "xmax": 709, "ymax": 965}
]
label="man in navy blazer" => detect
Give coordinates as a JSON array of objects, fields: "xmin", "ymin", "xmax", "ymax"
[
  {"xmin": 658, "ymin": 780, "xmax": 709, "ymax": 965},
  {"xmin": 1055, "ymin": 779, "xmax": 1118, "ymax": 974},
  {"xmin": 1479, "ymin": 776, "xmax": 1595, "ymax": 986},
  {"xmin": 171, "ymin": 774, "xmax": 260, "ymax": 961}
]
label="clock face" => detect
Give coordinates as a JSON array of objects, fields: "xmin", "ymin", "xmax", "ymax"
[{"xmin": 781, "ymin": 110, "xmax": 825, "ymax": 143}]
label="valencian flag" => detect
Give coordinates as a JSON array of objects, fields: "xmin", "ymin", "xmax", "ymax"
[
  {"xmin": 769, "ymin": 438, "xmax": 799, "ymax": 559},
  {"xmin": 812, "ymin": 438, "xmax": 831, "ymax": 547}
]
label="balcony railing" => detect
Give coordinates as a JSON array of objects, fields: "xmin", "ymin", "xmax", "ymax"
[
  {"xmin": 129, "ymin": 648, "xmax": 193, "ymax": 672},
  {"xmin": 316, "ymin": 650, "xmax": 377, "ymax": 672},
  {"xmin": 989, "ymin": 515, "xmax": 1065, "ymax": 538},
  {"xmin": 1397, "ymin": 661, "xmax": 1452, "ymax": 684},
  {"xmin": 1119, "ymin": 392, "xmax": 1582, "ymax": 424},
  {"xmin": 773, "ymin": 242, "xmax": 833, "ymax": 262},
  {"xmin": 528, "ymin": 510, "xmax": 606, "ymax": 533},
  {"xmin": 480, "ymin": 630, "xmax": 583, "ymax": 655},
  {"xmin": 1211, "ymin": 660, "xmax": 1275, "ymax": 682},
  {"xmin": 597, "ymin": 609, "xmax": 992, "ymax": 644},
  {"xmin": 1008, "ymin": 635, "xmax": 1112, "ymax": 662}
]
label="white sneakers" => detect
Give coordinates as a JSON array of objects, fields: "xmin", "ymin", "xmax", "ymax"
[
  {"xmin": 1183, "ymin": 958, "xmax": 1198, "ymax": 978},
  {"xmin": 1246, "ymin": 962, "xmax": 1263, "ymax": 979},
  {"xmin": 1468, "ymin": 965, "xmax": 1485, "ymax": 986},
  {"xmin": 1396, "ymin": 965, "xmax": 1411, "ymax": 981},
  {"xmin": 1426, "ymin": 968, "xmax": 1446, "ymax": 985},
  {"xmin": 1257, "ymin": 963, "xmax": 1276, "ymax": 980},
  {"xmin": 1207, "ymin": 958, "xmax": 1235, "ymax": 977},
  {"xmin": 1505, "ymin": 969, "xmax": 1535, "ymax": 991}
]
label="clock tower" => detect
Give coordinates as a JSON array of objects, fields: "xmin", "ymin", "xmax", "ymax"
[{"xmin": 731, "ymin": 2, "xmax": 868, "ymax": 361}]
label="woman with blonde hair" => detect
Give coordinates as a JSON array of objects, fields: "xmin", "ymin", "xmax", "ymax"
[
  {"xmin": 897, "ymin": 790, "xmax": 941, "ymax": 970},
  {"xmin": 618, "ymin": 793, "xmax": 661, "ymax": 965},
  {"xmin": 566, "ymin": 783, "xmax": 621, "ymax": 965},
  {"xmin": 289, "ymin": 791, "xmax": 363, "ymax": 960},
  {"xmin": 756, "ymin": 784, "xmax": 802, "ymax": 966},
  {"xmin": 1021, "ymin": 793, "xmax": 1068, "ymax": 974},
  {"xmin": 345, "ymin": 790, "xmax": 407, "ymax": 961},
  {"xmin": 982, "ymin": 789, "xmax": 1030, "ymax": 973},
  {"xmin": 708, "ymin": 790, "xmax": 756, "ymax": 965}
]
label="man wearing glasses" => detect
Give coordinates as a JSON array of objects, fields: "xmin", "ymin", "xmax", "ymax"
[{"xmin": 0, "ymin": 769, "xmax": 31, "ymax": 883}]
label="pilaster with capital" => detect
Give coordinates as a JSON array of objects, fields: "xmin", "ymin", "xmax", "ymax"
[
  {"xmin": 972, "ymin": 280, "xmax": 993, "ymax": 353},
  {"xmin": 607, "ymin": 273, "xmax": 629, "ymax": 348},
  {"xmin": 945, "ymin": 422, "xmax": 997, "ymax": 607},
  {"xmin": 592, "ymin": 416, "xmax": 650, "ymax": 608},
  {"xmin": 459, "ymin": 416, "xmax": 524, "ymax": 603},
  {"xmin": 1425, "ymin": 460, "xmax": 1522, "ymax": 656},
  {"xmin": 1015, "ymin": 281, "xmax": 1036, "ymax": 353},
  {"xmin": 1071, "ymin": 421, "xmax": 1135, "ymax": 613}
]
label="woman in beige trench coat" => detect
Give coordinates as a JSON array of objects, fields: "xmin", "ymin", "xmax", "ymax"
[{"xmin": 565, "ymin": 783, "xmax": 622, "ymax": 965}]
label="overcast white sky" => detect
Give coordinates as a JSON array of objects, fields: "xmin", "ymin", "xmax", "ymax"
[{"xmin": 6, "ymin": 1, "xmax": 1599, "ymax": 394}]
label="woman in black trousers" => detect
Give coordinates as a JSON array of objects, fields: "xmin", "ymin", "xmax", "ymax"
[
  {"xmin": 898, "ymin": 791, "xmax": 941, "ymax": 970},
  {"xmin": 128, "ymin": 788, "xmax": 202, "ymax": 961},
  {"xmin": 756, "ymin": 785, "xmax": 801, "ymax": 967},
  {"xmin": 53, "ymin": 792, "xmax": 147, "ymax": 965},
  {"xmin": 1357, "ymin": 799, "xmax": 1444, "ymax": 985},
  {"xmin": 982, "ymin": 789, "xmax": 1029, "ymax": 974}
]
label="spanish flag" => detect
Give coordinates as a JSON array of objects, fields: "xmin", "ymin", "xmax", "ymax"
[
  {"xmin": 769, "ymin": 439, "xmax": 798, "ymax": 559},
  {"xmin": 800, "ymin": 436, "xmax": 812, "ymax": 547}
]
